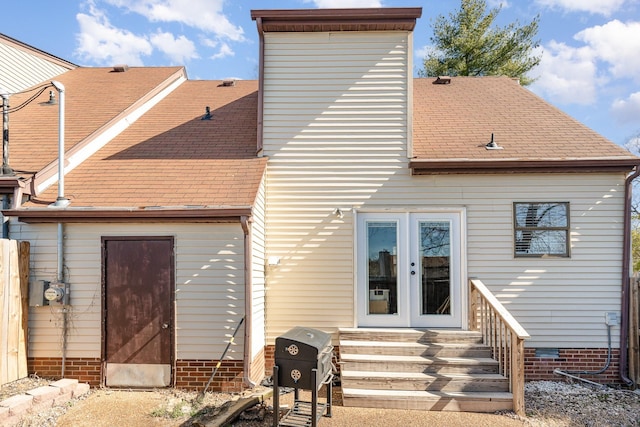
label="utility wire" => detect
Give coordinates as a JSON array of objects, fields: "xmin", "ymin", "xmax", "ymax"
[
  {"xmin": 6, "ymin": 84, "xmax": 52, "ymax": 114},
  {"xmin": 2, "ymin": 82, "xmax": 51, "ymax": 97}
]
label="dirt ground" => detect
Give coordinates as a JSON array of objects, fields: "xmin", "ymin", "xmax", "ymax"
[
  {"xmin": 52, "ymin": 387, "xmax": 527, "ymax": 427},
  {"xmin": 6, "ymin": 377, "xmax": 640, "ymax": 426}
]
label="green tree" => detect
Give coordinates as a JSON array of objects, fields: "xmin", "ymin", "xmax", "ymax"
[
  {"xmin": 633, "ymin": 226, "xmax": 640, "ymax": 273},
  {"xmin": 420, "ymin": 0, "xmax": 541, "ymax": 85},
  {"xmin": 625, "ymin": 132, "xmax": 640, "ymax": 273}
]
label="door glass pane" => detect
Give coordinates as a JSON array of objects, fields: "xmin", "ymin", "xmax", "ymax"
[
  {"xmin": 420, "ymin": 221, "xmax": 450, "ymax": 315},
  {"xmin": 367, "ymin": 221, "xmax": 397, "ymax": 315}
]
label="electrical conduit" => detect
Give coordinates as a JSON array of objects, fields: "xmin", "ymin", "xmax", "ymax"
[{"xmin": 51, "ymin": 81, "xmax": 69, "ymax": 377}]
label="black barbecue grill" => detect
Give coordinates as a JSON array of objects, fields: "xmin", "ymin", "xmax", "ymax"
[{"xmin": 273, "ymin": 327, "xmax": 334, "ymax": 427}]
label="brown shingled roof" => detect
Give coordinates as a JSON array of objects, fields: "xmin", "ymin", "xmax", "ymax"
[
  {"xmin": 411, "ymin": 76, "xmax": 638, "ymax": 173},
  {"xmin": 29, "ymin": 79, "xmax": 265, "ymax": 210},
  {"xmin": 6, "ymin": 72, "xmax": 637, "ymax": 221},
  {"xmin": 10, "ymin": 66, "xmax": 186, "ymax": 174}
]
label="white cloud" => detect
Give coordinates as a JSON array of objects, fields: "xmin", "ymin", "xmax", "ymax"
[
  {"xmin": 612, "ymin": 92, "xmax": 640, "ymax": 124},
  {"xmin": 530, "ymin": 41, "xmax": 599, "ymax": 105},
  {"xmin": 150, "ymin": 31, "xmax": 198, "ymax": 64},
  {"xmin": 104, "ymin": 0, "xmax": 245, "ymax": 41},
  {"xmin": 414, "ymin": 45, "xmax": 430, "ymax": 61},
  {"xmin": 487, "ymin": 0, "xmax": 510, "ymax": 8},
  {"xmin": 535, "ymin": 0, "xmax": 627, "ymax": 16},
  {"xmin": 304, "ymin": 0, "xmax": 383, "ymax": 7},
  {"xmin": 210, "ymin": 42, "xmax": 234, "ymax": 60},
  {"xmin": 75, "ymin": 2, "xmax": 152, "ymax": 66},
  {"xmin": 199, "ymin": 37, "xmax": 234, "ymax": 61},
  {"xmin": 575, "ymin": 20, "xmax": 640, "ymax": 81},
  {"xmin": 531, "ymin": 17, "xmax": 640, "ymax": 110}
]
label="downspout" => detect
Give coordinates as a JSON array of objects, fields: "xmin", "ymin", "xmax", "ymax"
[
  {"xmin": 241, "ymin": 215, "xmax": 256, "ymax": 387},
  {"xmin": 621, "ymin": 164, "xmax": 640, "ymax": 386},
  {"xmin": 51, "ymin": 81, "xmax": 70, "ymax": 378},
  {"xmin": 256, "ymin": 17, "xmax": 265, "ymax": 155}
]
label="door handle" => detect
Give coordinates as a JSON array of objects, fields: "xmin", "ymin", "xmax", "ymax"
[{"xmin": 162, "ymin": 323, "xmax": 170, "ymax": 329}]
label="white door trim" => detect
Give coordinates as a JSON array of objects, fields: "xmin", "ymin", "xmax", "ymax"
[{"xmin": 355, "ymin": 208, "xmax": 467, "ymax": 328}]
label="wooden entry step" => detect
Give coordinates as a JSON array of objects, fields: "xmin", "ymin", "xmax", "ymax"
[
  {"xmin": 338, "ymin": 328, "xmax": 512, "ymax": 412},
  {"xmin": 340, "ymin": 371, "xmax": 509, "ymax": 392},
  {"xmin": 339, "ymin": 327, "xmax": 485, "ymax": 344},
  {"xmin": 341, "ymin": 354, "xmax": 500, "ymax": 374},
  {"xmin": 341, "ymin": 388, "xmax": 513, "ymax": 412},
  {"xmin": 339, "ymin": 340, "xmax": 492, "ymax": 357}
]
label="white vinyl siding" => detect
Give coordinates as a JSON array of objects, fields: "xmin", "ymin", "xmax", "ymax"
[
  {"xmin": 260, "ymin": 30, "xmax": 625, "ymax": 349},
  {"xmin": 262, "ymin": 31, "xmax": 411, "ymax": 341},
  {"xmin": 0, "ymin": 40, "xmax": 73, "ymax": 94},
  {"xmin": 10, "ymin": 222, "xmax": 245, "ymax": 359},
  {"xmin": 263, "ymin": 32, "xmax": 625, "ymax": 348},
  {"xmin": 264, "ymin": 166, "xmax": 625, "ymax": 348}
]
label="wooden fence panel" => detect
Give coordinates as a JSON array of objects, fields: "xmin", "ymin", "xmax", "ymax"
[{"xmin": 0, "ymin": 239, "xmax": 29, "ymax": 386}]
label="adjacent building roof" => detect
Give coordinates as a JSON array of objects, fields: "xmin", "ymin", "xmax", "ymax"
[
  {"xmin": 0, "ymin": 33, "xmax": 77, "ymax": 94},
  {"xmin": 411, "ymin": 76, "xmax": 638, "ymax": 173}
]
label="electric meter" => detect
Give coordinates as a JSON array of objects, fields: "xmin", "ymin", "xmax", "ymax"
[{"xmin": 44, "ymin": 285, "xmax": 65, "ymax": 302}]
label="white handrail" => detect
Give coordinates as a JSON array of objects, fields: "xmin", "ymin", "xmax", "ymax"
[
  {"xmin": 470, "ymin": 278, "xmax": 530, "ymax": 339},
  {"xmin": 469, "ymin": 278, "xmax": 530, "ymax": 416}
]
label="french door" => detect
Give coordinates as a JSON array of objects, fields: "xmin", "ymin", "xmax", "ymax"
[{"xmin": 356, "ymin": 211, "xmax": 464, "ymax": 328}]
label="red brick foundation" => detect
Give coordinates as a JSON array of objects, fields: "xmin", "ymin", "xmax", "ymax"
[
  {"xmin": 266, "ymin": 346, "xmax": 622, "ymax": 384},
  {"xmin": 175, "ymin": 359, "xmax": 247, "ymax": 392},
  {"xmin": 29, "ymin": 347, "xmax": 622, "ymax": 390},
  {"xmin": 265, "ymin": 344, "xmax": 275, "ymax": 373},
  {"xmin": 28, "ymin": 357, "xmax": 249, "ymax": 392},
  {"xmin": 524, "ymin": 348, "xmax": 620, "ymax": 383},
  {"xmin": 28, "ymin": 357, "xmax": 101, "ymax": 386}
]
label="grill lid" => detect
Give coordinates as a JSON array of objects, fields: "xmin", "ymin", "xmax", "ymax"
[
  {"xmin": 275, "ymin": 326, "xmax": 331, "ymax": 361},
  {"xmin": 278, "ymin": 326, "xmax": 330, "ymax": 349}
]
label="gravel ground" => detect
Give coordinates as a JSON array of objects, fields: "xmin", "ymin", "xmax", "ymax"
[{"xmin": 3, "ymin": 376, "xmax": 640, "ymax": 426}]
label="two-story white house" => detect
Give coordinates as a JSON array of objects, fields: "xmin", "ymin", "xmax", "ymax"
[{"xmin": 2, "ymin": 7, "xmax": 639, "ymax": 413}]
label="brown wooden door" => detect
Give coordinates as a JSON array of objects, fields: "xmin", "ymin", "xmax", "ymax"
[{"xmin": 102, "ymin": 237, "xmax": 174, "ymax": 387}]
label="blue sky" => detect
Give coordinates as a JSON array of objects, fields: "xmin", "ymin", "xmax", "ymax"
[{"xmin": 3, "ymin": 0, "xmax": 640, "ymax": 149}]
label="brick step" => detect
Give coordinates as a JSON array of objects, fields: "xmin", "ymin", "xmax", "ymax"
[
  {"xmin": 339, "ymin": 340, "xmax": 492, "ymax": 358},
  {"xmin": 0, "ymin": 379, "xmax": 90, "ymax": 426},
  {"xmin": 340, "ymin": 370, "xmax": 509, "ymax": 392},
  {"xmin": 341, "ymin": 387, "xmax": 513, "ymax": 412},
  {"xmin": 340, "ymin": 354, "xmax": 500, "ymax": 374}
]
